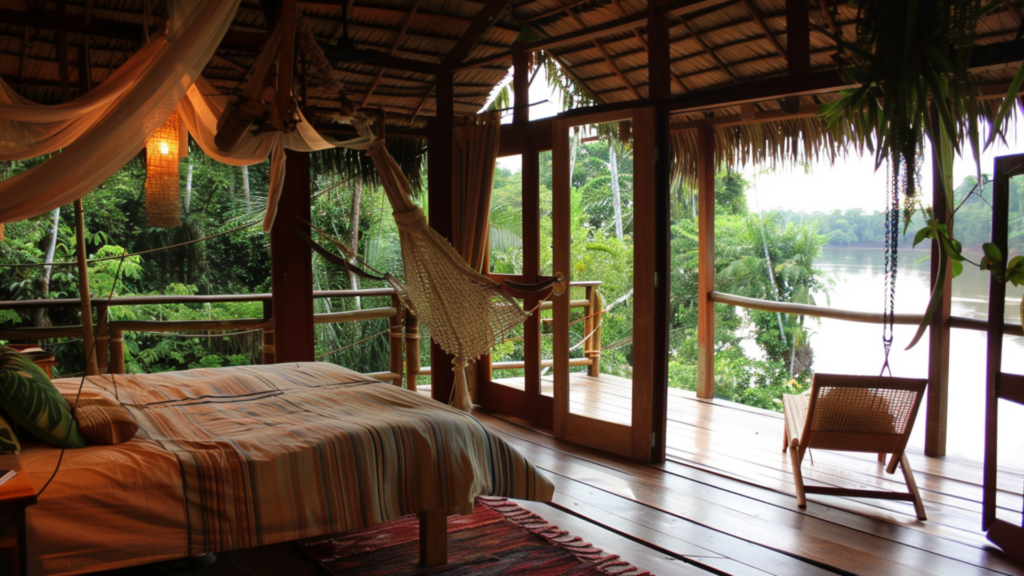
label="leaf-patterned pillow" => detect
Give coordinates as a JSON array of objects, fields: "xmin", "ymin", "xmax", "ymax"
[
  {"xmin": 0, "ymin": 410, "xmax": 20, "ymax": 453},
  {"xmin": 0, "ymin": 350, "xmax": 85, "ymax": 448}
]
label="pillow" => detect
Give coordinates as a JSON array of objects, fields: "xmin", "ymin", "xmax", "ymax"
[
  {"xmin": 70, "ymin": 397, "xmax": 139, "ymax": 445},
  {"xmin": 0, "ymin": 349, "xmax": 86, "ymax": 448},
  {"xmin": 0, "ymin": 411, "xmax": 20, "ymax": 454}
]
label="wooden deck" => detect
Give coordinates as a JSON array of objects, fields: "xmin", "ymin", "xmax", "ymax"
[{"xmin": 484, "ymin": 372, "xmax": 1024, "ymax": 575}]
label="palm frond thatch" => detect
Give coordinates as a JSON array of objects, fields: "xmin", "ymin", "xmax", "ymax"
[{"xmin": 311, "ymin": 137, "xmax": 426, "ymax": 196}]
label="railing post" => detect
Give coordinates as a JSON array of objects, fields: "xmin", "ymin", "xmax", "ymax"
[
  {"xmin": 587, "ymin": 288, "xmax": 603, "ymax": 377},
  {"xmin": 95, "ymin": 303, "xmax": 109, "ymax": 374},
  {"xmin": 109, "ymin": 328, "xmax": 125, "ymax": 374},
  {"xmin": 405, "ymin": 311, "xmax": 420, "ymax": 391},
  {"xmin": 262, "ymin": 300, "xmax": 275, "ymax": 365},
  {"xmin": 926, "ymin": 105, "xmax": 953, "ymax": 457},
  {"xmin": 389, "ymin": 294, "xmax": 404, "ymax": 387}
]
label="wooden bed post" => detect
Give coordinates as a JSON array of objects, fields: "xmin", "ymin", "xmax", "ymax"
[
  {"xmin": 417, "ymin": 509, "xmax": 448, "ymax": 566},
  {"xmin": 270, "ymin": 152, "xmax": 315, "ymax": 362},
  {"xmin": 427, "ymin": 71, "xmax": 455, "ymax": 403},
  {"xmin": 696, "ymin": 125, "xmax": 716, "ymax": 399}
]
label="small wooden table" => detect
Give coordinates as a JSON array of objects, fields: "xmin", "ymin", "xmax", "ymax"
[{"xmin": 0, "ymin": 464, "xmax": 36, "ymax": 576}]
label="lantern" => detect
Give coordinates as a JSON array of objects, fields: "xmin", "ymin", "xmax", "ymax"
[{"xmin": 145, "ymin": 111, "xmax": 182, "ymax": 228}]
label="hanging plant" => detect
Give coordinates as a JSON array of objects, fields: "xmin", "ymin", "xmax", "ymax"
[{"xmin": 820, "ymin": 0, "xmax": 1024, "ymax": 346}]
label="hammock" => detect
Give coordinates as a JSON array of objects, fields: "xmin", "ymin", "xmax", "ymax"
[{"xmin": 301, "ymin": 136, "xmax": 562, "ymax": 412}]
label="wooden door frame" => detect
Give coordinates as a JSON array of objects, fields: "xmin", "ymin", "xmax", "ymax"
[{"xmin": 552, "ymin": 107, "xmax": 659, "ymax": 462}]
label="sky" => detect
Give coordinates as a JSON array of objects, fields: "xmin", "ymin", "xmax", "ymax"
[{"xmin": 489, "ymin": 66, "xmax": 1024, "ymax": 215}]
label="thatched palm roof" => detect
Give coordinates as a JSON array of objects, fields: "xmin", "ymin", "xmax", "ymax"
[{"xmin": 1, "ymin": 0, "xmax": 1022, "ymax": 171}]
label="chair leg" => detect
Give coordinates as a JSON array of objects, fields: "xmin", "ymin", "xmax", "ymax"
[
  {"xmin": 899, "ymin": 454, "xmax": 927, "ymax": 521},
  {"xmin": 877, "ymin": 452, "xmax": 885, "ymax": 463},
  {"xmin": 788, "ymin": 445, "xmax": 807, "ymax": 508},
  {"xmin": 782, "ymin": 428, "xmax": 789, "ymax": 453}
]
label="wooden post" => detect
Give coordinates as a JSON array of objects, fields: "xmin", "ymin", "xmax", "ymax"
[
  {"xmin": 786, "ymin": 0, "xmax": 810, "ymax": 79},
  {"xmin": 405, "ymin": 312, "xmax": 420, "ymax": 391},
  {"xmin": 261, "ymin": 300, "xmax": 275, "ymax": 364},
  {"xmin": 270, "ymin": 152, "xmax": 315, "ymax": 362},
  {"xmin": 74, "ymin": 200, "xmax": 99, "ymax": 376},
  {"xmin": 926, "ymin": 108, "xmax": 953, "ymax": 457},
  {"xmin": 427, "ymin": 71, "xmax": 455, "ymax": 403},
  {"xmin": 276, "ymin": 0, "xmax": 296, "ymax": 123},
  {"xmin": 109, "ymin": 328, "xmax": 124, "ymax": 374},
  {"xmin": 514, "ymin": 46, "xmax": 544, "ymax": 421},
  {"xmin": 584, "ymin": 286, "xmax": 595, "ymax": 376},
  {"xmin": 648, "ymin": 2, "xmax": 672, "ymax": 462},
  {"xmin": 696, "ymin": 125, "xmax": 716, "ymax": 399},
  {"xmin": 95, "ymin": 303, "xmax": 108, "ymax": 374},
  {"xmin": 389, "ymin": 294, "xmax": 404, "ymax": 387},
  {"xmin": 590, "ymin": 288, "xmax": 603, "ymax": 377}
]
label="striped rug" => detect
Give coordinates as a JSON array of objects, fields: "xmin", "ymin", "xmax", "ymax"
[{"xmin": 298, "ymin": 497, "xmax": 653, "ymax": 575}]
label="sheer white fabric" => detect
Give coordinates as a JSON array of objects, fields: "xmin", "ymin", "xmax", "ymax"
[{"xmin": 0, "ymin": 0, "xmax": 376, "ymax": 231}]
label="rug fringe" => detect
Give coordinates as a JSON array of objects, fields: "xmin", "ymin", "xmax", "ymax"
[{"xmin": 478, "ymin": 498, "xmax": 653, "ymax": 576}]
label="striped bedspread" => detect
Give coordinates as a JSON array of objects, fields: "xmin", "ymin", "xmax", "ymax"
[{"xmin": 74, "ymin": 362, "xmax": 554, "ymax": 556}]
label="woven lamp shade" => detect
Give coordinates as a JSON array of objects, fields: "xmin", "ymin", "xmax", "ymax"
[{"xmin": 145, "ymin": 112, "xmax": 182, "ymax": 228}]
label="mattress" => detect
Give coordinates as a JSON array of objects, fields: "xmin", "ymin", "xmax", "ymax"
[{"xmin": 22, "ymin": 362, "xmax": 554, "ymax": 576}]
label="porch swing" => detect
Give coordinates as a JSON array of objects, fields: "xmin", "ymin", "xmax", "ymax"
[{"xmin": 781, "ymin": 155, "xmax": 929, "ymax": 520}]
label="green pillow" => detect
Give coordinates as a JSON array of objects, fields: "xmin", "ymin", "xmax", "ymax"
[
  {"xmin": 0, "ymin": 350, "xmax": 85, "ymax": 448},
  {"xmin": 0, "ymin": 411, "xmax": 20, "ymax": 454}
]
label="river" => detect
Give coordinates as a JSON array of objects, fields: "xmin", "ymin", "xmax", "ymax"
[{"xmin": 804, "ymin": 246, "xmax": 1024, "ymax": 461}]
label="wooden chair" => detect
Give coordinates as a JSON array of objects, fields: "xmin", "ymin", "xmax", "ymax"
[{"xmin": 782, "ymin": 373, "xmax": 928, "ymax": 520}]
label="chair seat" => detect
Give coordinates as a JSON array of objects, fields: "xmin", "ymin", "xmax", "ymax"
[{"xmin": 783, "ymin": 393, "xmax": 808, "ymax": 448}]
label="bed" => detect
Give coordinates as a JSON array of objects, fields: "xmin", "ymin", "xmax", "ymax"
[{"xmin": 14, "ymin": 362, "xmax": 554, "ymax": 576}]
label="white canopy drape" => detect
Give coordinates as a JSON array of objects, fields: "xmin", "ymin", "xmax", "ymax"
[{"xmin": 0, "ymin": 0, "xmax": 377, "ymax": 231}]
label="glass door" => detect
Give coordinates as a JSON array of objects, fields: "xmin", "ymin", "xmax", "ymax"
[{"xmin": 552, "ymin": 108, "xmax": 658, "ymax": 460}]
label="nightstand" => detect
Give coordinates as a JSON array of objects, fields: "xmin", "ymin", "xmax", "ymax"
[{"xmin": 0, "ymin": 463, "xmax": 36, "ymax": 576}]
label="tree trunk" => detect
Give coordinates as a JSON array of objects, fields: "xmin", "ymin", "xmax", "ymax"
[
  {"xmin": 32, "ymin": 207, "xmax": 61, "ymax": 327},
  {"xmin": 350, "ymin": 178, "xmax": 363, "ymax": 309},
  {"xmin": 241, "ymin": 165, "xmax": 251, "ymax": 213},
  {"xmin": 184, "ymin": 162, "xmax": 194, "ymax": 214},
  {"xmin": 609, "ymin": 140, "xmax": 624, "ymax": 240}
]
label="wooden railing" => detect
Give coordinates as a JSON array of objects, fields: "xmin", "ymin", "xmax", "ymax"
[
  {"xmin": 709, "ymin": 291, "xmax": 1024, "ymax": 336},
  {"xmin": 0, "ymin": 282, "xmax": 606, "ymax": 388},
  {"xmin": 0, "ymin": 289, "xmax": 420, "ymax": 388}
]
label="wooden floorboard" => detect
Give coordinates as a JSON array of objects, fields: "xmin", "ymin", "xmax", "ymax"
[{"xmin": 478, "ymin": 374, "xmax": 1024, "ymax": 576}]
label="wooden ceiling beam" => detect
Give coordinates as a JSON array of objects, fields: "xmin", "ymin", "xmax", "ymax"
[
  {"xmin": 608, "ymin": 0, "xmax": 689, "ymax": 94},
  {"xmin": 678, "ymin": 16, "xmax": 739, "ymax": 83},
  {"xmin": 0, "ymin": 7, "xmax": 152, "ymax": 41},
  {"xmin": 453, "ymin": 0, "xmax": 733, "ymax": 72},
  {"xmin": 362, "ymin": 0, "xmax": 422, "ymax": 106},
  {"xmin": 441, "ymin": 1, "xmax": 510, "ymax": 69},
  {"xmin": 816, "ymin": 0, "xmax": 839, "ymax": 36},
  {"xmin": 741, "ymin": 0, "xmax": 786, "ymax": 61},
  {"xmin": 563, "ymin": 5, "xmax": 643, "ymax": 100}
]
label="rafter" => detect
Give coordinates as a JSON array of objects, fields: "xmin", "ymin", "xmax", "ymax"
[
  {"xmin": 441, "ymin": 1, "xmax": 510, "ymax": 69},
  {"xmin": 563, "ymin": 4, "xmax": 642, "ymax": 99},
  {"xmin": 607, "ymin": 0, "xmax": 689, "ymax": 94},
  {"xmin": 363, "ymin": 0, "xmax": 422, "ymax": 106},
  {"xmin": 454, "ymin": 0, "xmax": 735, "ymax": 72},
  {"xmin": 741, "ymin": 0, "xmax": 786, "ymax": 61},
  {"xmin": 678, "ymin": 16, "xmax": 739, "ymax": 83}
]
